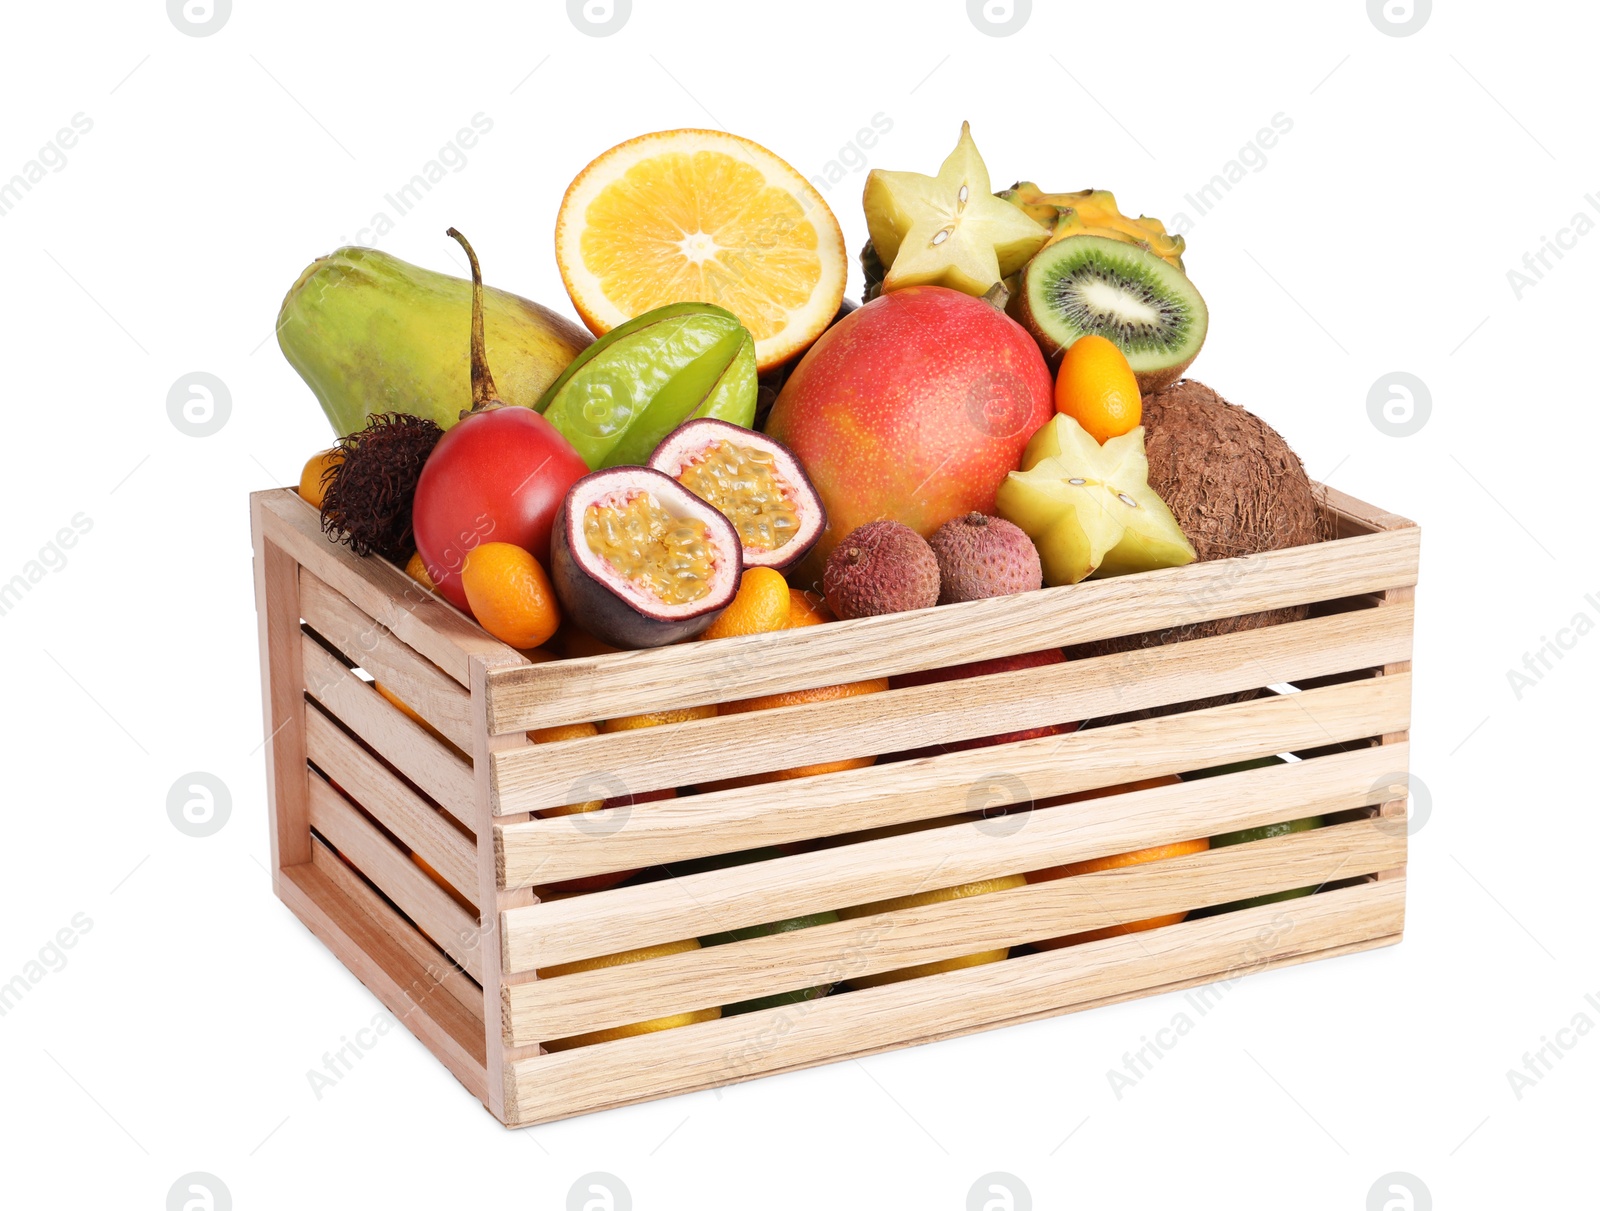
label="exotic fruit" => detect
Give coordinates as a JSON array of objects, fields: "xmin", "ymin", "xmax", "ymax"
[
  {"xmin": 997, "ymin": 185, "xmax": 1187, "ymax": 270},
  {"xmin": 1014, "ymin": 235, "xmax": 1207, "ymax": 392},
  {"xmin": 1068, "ymin": 383, "xmax": 1326, "ymax": 710},
  {"xmin": 317, "ymin": 413, "xmax": 442, "ymax": 562},
  {"xmin": 551, "ymin": 467, "xmax": 742, "ymax": 649},
  {"xmin": 411, "ymin": 229, "xmax": 590, "ymax": 610},
  {"xmin": 822, "ymin": 521, "xmax": 940, "ymax": 619},
  {"xmin": 648, "ymin": 418, "xmax": 824, "ymax": 571},
  {"xmin": 536, "ymin": 303, "xmax": 758, "ymax": 470},
  {"xmin": 765, "ymin": 285, "xmax": 1053, "ymax": 579},
  {"xmin": 1082, "ymin": 380, "xmax": 1323, "ymax": 647},
  {"xmin": 927, "ymin": 512, "xmax": 1042, "ymax": 603},
  {"xmin": 997, "ymin": 414, "xmax": 1196, "ymax": 585},
  {"xmin": 862, "ymin": 122, "xmax": 1048, "ymax": 298},
  {"xmin": 277, "ymin": 245, "xmax": 590, "ymax": 436}
]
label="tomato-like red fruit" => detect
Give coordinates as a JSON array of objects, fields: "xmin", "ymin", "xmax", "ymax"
[{"xmin": 411, "ymin": 407, "xmax": 588, "ymax": 610}]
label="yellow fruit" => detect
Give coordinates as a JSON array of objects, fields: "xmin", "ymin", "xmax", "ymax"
[
  {"xmin": 529, "ymin": 721, "xmax": 599, "ymax": 744},
  {"xmin": 700, "ymin": 567, "xmax": 790, "ymax": 640},
  {"xmin": 839, "ymin": 875, "xmax": 1027, "ymax": 987},
  {"xmin": 538, "ymin": 938, "xmax": 720, "ymax": 1050},
  {"xmin": 1055, "ymin": 334, "xmax": 1142, "ymax": 444},
  {"xmin": 556, "ymin": 129, "xmax": 848, "ymax": 371},
  {"xmin": 999, "ymin": 184, "xmax": 1187, "ymax": 270},
  {"xmin": 864, "ymin": 122, "xmax": 1048, "ymax": 298},
  {"xmin": 298, "ymin": 448, "xmax": 342, "ymax": 509},
  {"xmin": 460, "ymin": 542, "xmax": 561, "ymax": 650},
  {"xmin": 601, "ymin": 704, "xmax": 716, "ymax": 732},
  {"xmin": 404, "ymin": 551, "xmax": 437, "ymax": 592}
]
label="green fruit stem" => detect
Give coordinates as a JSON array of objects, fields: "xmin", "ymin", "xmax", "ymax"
[{"xmin": 445, "ymin": 227, "xmax": 502, "ymax": 413}]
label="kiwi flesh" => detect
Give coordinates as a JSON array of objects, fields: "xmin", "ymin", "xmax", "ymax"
[{"xmin": 1014, "ymin": 235, "xmax": 1208, "ymax": 392}]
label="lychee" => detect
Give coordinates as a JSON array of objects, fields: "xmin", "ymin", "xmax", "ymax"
[
  {"xmin": 822, "ymin": 521, "xmax": 940, "ymax": 619},
  {"xmin": 927, "ymin": 512, "xmax": 1042, "ymax": 604}
]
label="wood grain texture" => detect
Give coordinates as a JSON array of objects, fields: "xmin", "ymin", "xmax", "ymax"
[
  {"xmin": 306, "ymin": 837, "xmax": 484, "ymax": 1027},
  {"xmin": 251, "ymin": 502, "xmax": 311, "ymax": 870},
  {"xmin": 504, "ymin": 878, "xmax": 1405, "ymax": 1125},
  {"xmin": 501, "ymin": 741, "xmax": 1406, "ymax": 972},
  {"xmin": 491, "ymin": 601, "xmax": 1414, "ymax": 814},
  {"xmin": 1316, "ymin": 484, "xmax": 1418, "ymax": 536},
  {"xmin": 469, "ymin": 656, "xmax": 537, "ymax": 1126},
  {"xmin": 1375, "ymin": 583, "xmax": 1417, "ymax": 881},
  {"xmin": 253, "ymin": 481, "xmax": 1419, "ymax": 1127},
  {"xmin": 505, "ymin": 818, "xmax": 1403, "ymax": 1045},
  {"xmin": 484, "ymin": 523, "xmax": 1420, "ymax": 733},
  {"xmin": 300, "ymin": 569, "xmax": 476, "ymax": 752},
  {"xmin": 498, "ymin": 678, "xmax": 1411, "ymax": 889},
  {"xmin": 301, "ymin": 631, "xmax": 477, "ymax": 831},
  {"xmin": 277, "ymin": 841, "xmax": 487, "ymax": 1104},
  {"xmin": 307, "ymin": 771, "xmax": 484, "ymax": 982},
  {"xmin": 257, "ymin": 487, "xmax": 516, "ymax": 686},
  {"xmin": 304, "ymin": 703, "xmax": 478, "ymax": 901}
]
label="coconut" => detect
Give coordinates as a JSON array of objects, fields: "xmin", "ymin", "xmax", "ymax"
[{"xmin": 1072, "ymin": 380, "xmax": 1326, "ymax": 706}]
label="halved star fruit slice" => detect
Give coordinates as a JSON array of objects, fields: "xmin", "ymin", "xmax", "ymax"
[
  {"xmin": 863, "ymin": 121, "xmax": 1048, "ymax": 298},
  {"xmin": 998, "ymin": 415, "xmax": 1195, "ymax": 585}
]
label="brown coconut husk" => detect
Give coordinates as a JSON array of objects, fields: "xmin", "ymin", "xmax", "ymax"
[{"xmin": 1072, "ymin": 379, "xmax": 1327, "ymax": 718}]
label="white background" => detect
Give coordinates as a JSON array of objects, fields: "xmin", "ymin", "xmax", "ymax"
[{"xmin": 1, "ymin": 1, "xmax": 1594, "ymax": 1207}]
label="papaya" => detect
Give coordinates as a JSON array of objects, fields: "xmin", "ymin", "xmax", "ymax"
[{"xmin": 277, "ymin": 245, "xmax": 591, "ymax": 437}]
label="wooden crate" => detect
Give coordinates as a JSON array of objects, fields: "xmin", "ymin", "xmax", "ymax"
[{"xmin": 250, "ymin": 482, "xmax": 1418, "ymax": 1128}]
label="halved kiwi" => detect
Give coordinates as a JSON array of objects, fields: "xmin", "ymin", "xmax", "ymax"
[{"xmin": 1014, "ymin": 235, "xmax": 1208, "ymax": 392}]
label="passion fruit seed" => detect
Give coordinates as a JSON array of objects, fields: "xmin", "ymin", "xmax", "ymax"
[
  {"xmin": 584, "ymin": 492, "xmax": 714, "ymax": 606},
  {"xmin": 676, "ymin": 439, "xmax": 801, "ymax": 554}
]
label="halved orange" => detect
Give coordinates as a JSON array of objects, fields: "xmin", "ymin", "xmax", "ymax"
[{"xmin": 556, "ymin": 129, "xmax": 848, "ymax": 371}]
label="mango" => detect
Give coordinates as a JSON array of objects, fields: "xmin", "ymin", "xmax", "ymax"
[{"xmin": 277, "ymin": 246, "xmax": 591, "ymax": 437}]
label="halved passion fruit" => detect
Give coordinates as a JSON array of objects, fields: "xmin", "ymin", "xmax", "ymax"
[
  {"xmin": 551, "ymin": 467, "xmax": 742, "ymax": 649},
  {"xmin": 648, "ymin": 418, "xmax": 824, "ymax": 570}
]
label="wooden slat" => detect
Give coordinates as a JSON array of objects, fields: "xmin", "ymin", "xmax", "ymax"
[
  {"xmin": 257, "ymin": 487, "xmax": 517, "ymax": 686},
  {"xmin": 506, "ymin": 818, "xmax": 1402, "ymax": 1044},
  {"xmin": 301, "ymin": 632, "xmax": 476, "ymax": 831},
  {"xmin": 502, "ymin": 742, "xmax": 1405, "ymax": 972},
  {"xmin": 469, "ymin": 655, "xmax": 534, "ymax": 1126},
  {"xmin": 499, "ymin": 678, "xmax": 1411, "ymax": 888},
  {"xmin": 492, "ymin": 601, "xmax": 1414, "ymax": 814},
  {"xmin": 278, "ymin": 841, "xmax": 487, "ymax": 1103},
  {"xmin": 1316, "ymin": 483, "xmax": 1417, "ymax": 536},
  {"xmin": 306, "ymin": 838, "xmax": 484, "ymax": 1027},
  {"xmin": 304, "ymin": 704, "xmax": 478, "ymax": 900},
  {"xmin": 307, "ymin": 772, "xmax": 484, "ymax": 982},
  {"xmin": 251, "ymin": 504, "xmax": 311, "ymax": 870},
  {"xmin": 483, "ymin": 522, "xmax": 1420, "ymax": 733},
  {"xmin": 504, "ymin": 878, "xmax": 1405, "ymax": 1125},
  {"xmin": 300, "ymin": 570, "xmax": 476, "ymax": 752},
  {"xmin": 1375, "ymin": 583, "xmax": 1416, "ymax": 881}
]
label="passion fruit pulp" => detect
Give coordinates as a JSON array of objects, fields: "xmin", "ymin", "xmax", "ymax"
[
  {"xmin": 648, "ymin": 418, "xmax": 824, "ymax": 570},
  {"xmin": 551, "ymin": 467, "xmax": 741, "ymax": 649}
]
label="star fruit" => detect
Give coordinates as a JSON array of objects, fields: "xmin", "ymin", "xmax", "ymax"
[
  {"xmin": 863, "ymin": 122, "xmax": 1049, "ymax": 297},
  {"xmin": 996, "ymin": 415, "xmax": 1196, "ymax": 585}
]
